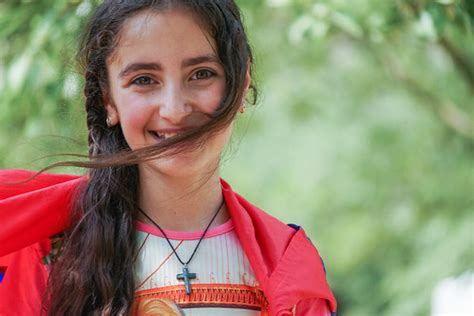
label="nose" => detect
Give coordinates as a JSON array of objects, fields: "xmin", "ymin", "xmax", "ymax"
[{"xmin": 158, "ymin": 83, "xmax": 192, "ymax": 125}]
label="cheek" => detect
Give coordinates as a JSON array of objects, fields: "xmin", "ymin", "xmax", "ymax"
[
  {"xmin": 115, "ymin": 93, "xmax": 152, "ymax": 135},
  {"xmin": 123, "ymin": 110, "xmax": 148, "ymax": 130},
  {"xmin": 195, "ymin": 83, "xmax": 226, "ymax": 112}
]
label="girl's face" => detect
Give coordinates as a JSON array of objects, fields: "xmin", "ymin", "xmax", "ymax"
[{"xmin": 105, "ymin": 9, "xmax": 230, "ymax": 178}]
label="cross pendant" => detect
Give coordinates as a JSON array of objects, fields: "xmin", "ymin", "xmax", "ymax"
[{"xmin": 176, "ymin": 264, "xmax": 196, "ymax": 295}]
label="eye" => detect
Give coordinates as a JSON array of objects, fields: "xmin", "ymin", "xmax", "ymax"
[
  {"xmin": 132, "ymin": 76, "xmax": 155, "ymax": 85},
  {"xmin": 191, "ymin": 69, "xmax": 215, "ymax": 80}
]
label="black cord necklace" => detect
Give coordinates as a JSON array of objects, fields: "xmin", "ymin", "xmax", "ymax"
[{"xmin": 137, "ymin": 199, "xmax": 225, "ymax": 295}]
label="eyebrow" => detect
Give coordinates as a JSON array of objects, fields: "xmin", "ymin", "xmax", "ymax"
[
  {"xmin": 181, "ymin": 54, "xmax": 221, "ymax": 67},
  {"xmin": 119, "ymin": 62, "xmax": 161, "ymax": 78},
  {"xmin": 118, "ymin": 54, "xmax": 221, "ymax": 78}
]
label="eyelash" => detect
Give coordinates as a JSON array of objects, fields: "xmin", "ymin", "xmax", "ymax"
[
  {"xmin": 131, "ymin": 69, "xmax": 215, "ymax": 86},
  {"xmin": 132, "ymin": 76, "xmax": 155, "ymax": 86},
  {"xmin": 191, "ymin": 69, "xmax": 215, "ymax": 80}
]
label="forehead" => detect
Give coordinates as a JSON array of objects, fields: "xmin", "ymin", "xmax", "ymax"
[{"xmin": 109, "ymin": 9, "xmax": 217, "ymax": 66}]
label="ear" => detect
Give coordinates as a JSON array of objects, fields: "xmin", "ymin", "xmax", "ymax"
[
  {"xmin": 239, "ymin": 62, "xmax": 252, "ymax": 112},
  {"xmin": 104, "ymin": 94, "xmax": 119, "ymax": 126},
  {"xmin": 243, "ymin": 62, "xmax": 251, "ymax": 94}
]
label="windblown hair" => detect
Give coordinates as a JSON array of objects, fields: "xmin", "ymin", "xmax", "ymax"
[{"xmin": 44, "ymin": 0, "xmax": 256, "ymax": 314}]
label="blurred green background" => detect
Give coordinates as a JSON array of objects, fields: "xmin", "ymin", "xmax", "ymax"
[{"xmin": 0, "ymin": 0, "xmax": 473, "ymax": 315}]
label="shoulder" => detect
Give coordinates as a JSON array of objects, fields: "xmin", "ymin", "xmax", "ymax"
[
  {"xmin": 223, "ymin": 186, "xmax": 338, "ymax": 314},
  {"xmin": 221, "ymin": 177, "xmax": 319, "ymax": 267},
  {"xmin": 220, "ymin": 178, "xmax": 297, "ymax": 236}
]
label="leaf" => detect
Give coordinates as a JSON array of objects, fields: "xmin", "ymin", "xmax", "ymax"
[
  {"xmin": 330, "ymin": 11, "xmax": 363, "ymax": 38},
  {"xmin": 436, "ymin": 0, "xmax": 455, "ymax": 5},
  {"xmin": 413, "ymin": 11, "xmax": 438, "ymax": 40},
  {"xmin": 288, "ymin": 15, "xmax": 318, "ymax": 44}
]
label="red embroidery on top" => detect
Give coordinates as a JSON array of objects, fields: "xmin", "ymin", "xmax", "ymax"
[{"xmin": 133, "ymin": 284, "xmax": 268, "ymax": 312}]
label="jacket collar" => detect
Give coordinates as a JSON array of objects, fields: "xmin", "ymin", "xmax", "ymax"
[{"xmin": 221, "ymin": 178, "xmax": 337, "ymax": 315}]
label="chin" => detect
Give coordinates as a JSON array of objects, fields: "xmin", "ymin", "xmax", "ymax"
[{"xmin": 143, "ymin": 154, "xmax": 218, "ymax": 180}]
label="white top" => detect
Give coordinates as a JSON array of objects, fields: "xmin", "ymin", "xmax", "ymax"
[{"xmin": 131, "ymin": 219, "xmax": 266, "ymax": 315}]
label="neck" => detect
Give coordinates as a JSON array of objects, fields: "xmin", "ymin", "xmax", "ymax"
[{"xmin": 137, "ymin": 165, "xmax": 229, "ymax": 231}]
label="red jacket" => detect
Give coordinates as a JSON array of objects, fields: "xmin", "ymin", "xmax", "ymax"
[{"xmin": 0, "ymin": 170, "xmax": 337, "ymax": 315}]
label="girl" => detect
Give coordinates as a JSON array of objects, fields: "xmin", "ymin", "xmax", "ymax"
[{"xmin": 0, "ymin": 1, "xmax": 337, "ymax": 315}]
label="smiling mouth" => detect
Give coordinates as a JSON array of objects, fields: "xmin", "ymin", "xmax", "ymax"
[{"xmin": 149, "ymin": 131, "xmax": 181, "ymax": 140}]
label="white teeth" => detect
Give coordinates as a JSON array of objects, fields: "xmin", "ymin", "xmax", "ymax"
[{"xmin": 156, "ymin": 132, "xmax": 178, "ymax": 139}]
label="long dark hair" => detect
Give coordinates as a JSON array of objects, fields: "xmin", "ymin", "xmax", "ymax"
[{"xmin": 44, "ymin": 0, "xmax": 257, "ymax": 314}]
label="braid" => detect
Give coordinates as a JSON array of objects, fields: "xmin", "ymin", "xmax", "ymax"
[{"xmin": 84, "ymin": 71, "xmax": 105, "ymax": 156}]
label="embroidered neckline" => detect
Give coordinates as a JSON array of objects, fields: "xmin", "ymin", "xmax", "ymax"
[{"xmin": 133, "ymin": 284, "xmax": 268, "ymax": 311}]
